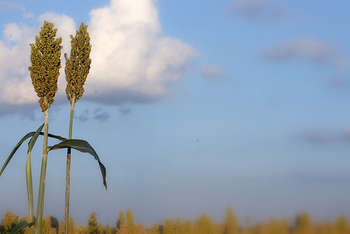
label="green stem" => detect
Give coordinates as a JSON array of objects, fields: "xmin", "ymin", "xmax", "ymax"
[
  {"xmin": 35, "ymin": 107, "xmax": 49, "ymax": 234},
  {"xmin": 25, "ymin": 150, "xmax": 34, "ymax": 223},
  {"xmin": 65, "ymin": 96, "xmax": 75, "ymax": 234}
]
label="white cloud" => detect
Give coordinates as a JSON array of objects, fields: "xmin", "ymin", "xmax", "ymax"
[
  {"xmin": 0, "ymin": 23, "xmax": 36, "ymax": 106},
  {"xmin": 4, "ymin": 23, "xmax": 22, "ymax": 41},
  {"xmin": 0, "ymin": 0, "xmax": 195, "ymax": 114},
  {"xmin": 86, "ymin": 0, "xmax": 195, "ymax": 104}
]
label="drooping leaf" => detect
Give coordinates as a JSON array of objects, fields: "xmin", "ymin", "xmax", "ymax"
[
  {"xmin": 0, "ymin": 126, "xmax": 66, "ymax": 176},
  {"xmin": 10, "ymin": 220, "xmax": 35, "ymax": 233},
  {"xmin": 0, "ymin": 132, "xmax": 34, "ymax": 177},
  {"xmin": 49, "ymin": 139, "xmax": 107, "ymax": 189},
  {"xmin": 45, "ymin": 132, "xmax": 67, "ymax": 141}
]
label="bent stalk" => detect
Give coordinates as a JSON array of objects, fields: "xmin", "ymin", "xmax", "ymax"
[
  {"xmin": 65, "ymin": 96, "xmax": 75, "ymax": 234},
  {"xmin": 35, "ymin": 108, "xmax": 49, "ymax": 234}
]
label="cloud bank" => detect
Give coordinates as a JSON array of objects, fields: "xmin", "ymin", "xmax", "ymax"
[{"xmin": 0, "ymin": 0, "xmax": 195, "ymax": 115}]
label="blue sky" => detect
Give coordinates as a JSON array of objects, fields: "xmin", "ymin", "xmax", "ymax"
[{"xmin": 1, "ymin": 0, "xmax": 350, "ymax": 226}]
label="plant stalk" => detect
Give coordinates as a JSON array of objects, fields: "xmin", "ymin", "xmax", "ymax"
[
  {"xmin": 35, "ymin": 107, "xmax": 49, "ymax": 234},
  {"xmin": 65, "ymin": 96, "xmax": 75, "ymax": 234},
  {"xmin": 25, "ymin": 151, "xmax": 34, "ymax": 224}
]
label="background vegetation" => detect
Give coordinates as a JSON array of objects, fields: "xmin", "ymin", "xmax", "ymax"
[{"xmin": 0, "ymin": 208, "xmax": 349, "ymax": 234}]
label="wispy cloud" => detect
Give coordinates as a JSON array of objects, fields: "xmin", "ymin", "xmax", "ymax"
[
  {"xmin": 119, "ymin": 107, "xmax": 132, "ymax": 116},
  {"xmin": 77, "ymin": 108, "xmax": 110, "ymax": 122},
  {"xmin": 0, "ymin": 0, "xmax": 196, "ymax": 115},
  {"xmin": 329, "ymin": 73, "xmax": 350, "ymax": 87},
  {"xmin": 93, "ymin": 108, "xmax": 110, "ymax": 122},
  {"xmin": 0, "ymin": 1, "xmax": 34, "ymax": 19},
  {"xmin": 263, "ymin": 39, "xmax": 348, "ymax": 66},
  {"xmin": 228, "ymin": 0, "xmax": 287, "ymax": 21},
  {"xmin": 200, "ymin": 64, "xmax": 225, "ymax": 80},
  {"xmin": 298, "ymin": 128, "xmax": 350, "ymax": 145},
  {"xmin": 77, "ymin": 109, "xmax": 90, "ymax": 122},
  {"xmin": 264, "ymin": 39, "xmax": 350, "ymax": 87},
  {"xmin": 293, "ymin": 172, "xmax": 350, "ymax": 185}
]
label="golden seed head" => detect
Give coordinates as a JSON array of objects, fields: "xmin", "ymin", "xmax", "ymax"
[
  {"xmin": 28, "ymin": 21, "xmax": 62, "ymax": 112},
  {"xmin": 65, "ymin": 23, "xmax": 92, "ymax": 104}
]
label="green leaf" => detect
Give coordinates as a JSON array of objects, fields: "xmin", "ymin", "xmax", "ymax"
[
  {"xmin": 28, "ymin": 124, "xmax": 44, "ymax": 153},
  {"xmin": 0, "ymin": 132, "xmax": 34, "ymax": 177},
  {"xmin": 0, "ymin": 126, "xmax": 66, "ymax": 176},
  {"xmin": 45, "ymin": 132, "xmax": 67, "ymax": 141},
  {"xmin": 49, "ymin": 139, "xmax": 107, "ymax": 189},
  {"xmin": 26, "ymin": 124, "xmax": 44, "ymax": 222},
  {"xmin": 10, "ymin": 220, "xmax": 35, "ymax": 233}
]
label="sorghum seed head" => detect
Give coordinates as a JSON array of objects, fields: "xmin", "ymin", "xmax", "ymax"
[
  {"xmin": 65, "ymin": 23, "xmax": 92, "ymax": 104},
  {"xmin": 28, "ymin": 21, "xmax": 62, "ymax": 112}
]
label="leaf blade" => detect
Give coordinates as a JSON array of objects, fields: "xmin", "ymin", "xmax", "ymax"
[
  {"xmin": 28, "ymin": 124, "xmax": 44, "ymax": 152},
  {"xmin": 49, "ymin": 139, "xmax": 107, "ymax": 189},
  {"xmin": 0, "ymin": 132, "xmax": 35, "ymax": 176},
  {"xmin": 0, "ymin": 126, "xmax": 67, "ymax": 177}
]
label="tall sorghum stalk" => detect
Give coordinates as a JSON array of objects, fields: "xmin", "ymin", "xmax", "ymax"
[
  {"xmin": 64, "ymin": 23, "xmax": 91, "ymax": 234},
  {"xmin": 28, "ymin": 21, "xmax": 62, "ymax": 234}
]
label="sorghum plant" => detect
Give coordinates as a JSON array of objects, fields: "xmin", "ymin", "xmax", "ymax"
[
  {"xmin": 28, "ymin": 20, "xmax": 62, "ymax": 234},
  {"xmin": 64, "ymin": 22, "xmax": 92, "ymax": 233},
  {"xmin": 0, "ymin": 20, "xmax": 107, "ymax": 234}
]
